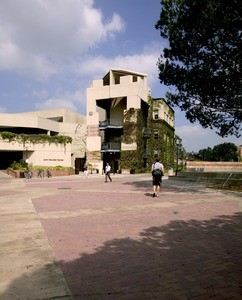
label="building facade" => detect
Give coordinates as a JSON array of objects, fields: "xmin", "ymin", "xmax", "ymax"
[
  {"xmin": 152, "ymin": 98, "xmax": 175, "ymax": 168},
  {"xmin": 86, "ymin": 69, "xmax": 175, "ymax": 173},
  {"xmin": 0, "ymin": 109, "xmax": 86, "ymax": 170},
  {"xmin": 0, "ymin": 69, "xmax": 175, "ymax": 174}
]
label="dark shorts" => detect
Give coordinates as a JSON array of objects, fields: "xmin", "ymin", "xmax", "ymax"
[{"xmin": 153, "ymin": 175, "xmax": 162, "ymax": 186}]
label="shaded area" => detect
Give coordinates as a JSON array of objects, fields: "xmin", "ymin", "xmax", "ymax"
[
  {"xmin": 122, "ymin": 178, "xmax": 214, "ymax": 195},
  {"xmin": 60, "ymin": 213, "xmax": 242, "ymax": 299},
  {"xmin": 1, "ymin": 212, "xmax": 242, "ymax": 299},
  {"xmin": 0, "ymin": 151, "xmax": 22, "ymax": 169}
]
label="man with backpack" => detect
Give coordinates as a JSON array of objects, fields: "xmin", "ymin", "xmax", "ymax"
[{"xmin": 151, "ymin": 158, "xmax": 164, "ymax": 197}]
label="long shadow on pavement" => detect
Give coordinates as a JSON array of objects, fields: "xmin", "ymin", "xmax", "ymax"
[{"xmin": 1, "ymin": 212, "xmax": 242, "ymax": 299}]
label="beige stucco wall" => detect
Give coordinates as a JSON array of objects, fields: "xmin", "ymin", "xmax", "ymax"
[
  {"xmin": 0, "ymin": 109, "xmax": 86, "ymax": 169},
  {"xmin": 86, "ymin": 70, "xmax": 149, "ymax": 124},
  {"xmin": 153, "ymin": 100, "xmax": 175, "ymax": 128},
  {"xmin": 86, "ymin": 69, "xmax": 150, "ymax": 169},
  {"xmin": 0, "ymin": 139, "xmax": 72, "ymax": 167},
  {"xmin": 0, "ymin": 113, "xmax": 60, "ymax": 132},
  {"xmin": 186, "ymin": 161, "xmax": 242, "ymax": 172},
  {"xmin": 16, "ymin": 108, "xmax": 85, "ymax": 124}
]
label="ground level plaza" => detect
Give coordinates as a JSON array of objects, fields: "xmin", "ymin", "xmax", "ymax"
[{"xmin": 0, "ymin": 173, "xmax": 241, "ymax": 299}]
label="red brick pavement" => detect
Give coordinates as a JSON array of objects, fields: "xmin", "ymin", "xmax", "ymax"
[{"xmin": 29, "ymin": 174, "xmax": 242, "ymax": 299}]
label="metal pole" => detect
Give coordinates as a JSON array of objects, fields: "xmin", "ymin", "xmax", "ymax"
[{"xmin": 176, "ymin": 146, "xmax": 179, "ymax": 175}]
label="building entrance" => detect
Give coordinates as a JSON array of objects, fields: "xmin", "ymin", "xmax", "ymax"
[
  {"xmin": 103, "ymin": 152, "xmax": 120, "ymax": 174},
  {"xmin": 0, "ymin": 151, "xmax": 23, "ymax": 169}
]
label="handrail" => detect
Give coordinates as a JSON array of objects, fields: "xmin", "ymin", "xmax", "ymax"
[
  {"xmin": 101, "ymin": 142, "xmax": 121, "ymax": 150},
  {"xmin": 99, "ymin": 119, "xmax": 123, "ymax": 127},
  {"xmin": 222, "ymin": 173, "xmax": 233, "ymax": 187}
]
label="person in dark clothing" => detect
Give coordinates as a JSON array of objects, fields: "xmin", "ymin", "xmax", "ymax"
[{"xmin": 151, "ymin": 158, "xmax": 164, "ymax": 197}]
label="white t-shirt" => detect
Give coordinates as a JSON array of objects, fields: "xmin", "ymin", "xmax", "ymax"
[
  {"xmin": 152, "ymin": 162, "xmax": 164, "ymax": 171},
  {"xmin": 105, "ymin": 165, "xmax": 111, "ymax": 173}
]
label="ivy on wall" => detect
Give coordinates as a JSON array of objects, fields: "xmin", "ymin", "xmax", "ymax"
[
  {"xmin": 152, "ymin": 120, "xmax": 175, "ymax": 167},
  {"xmin": 147, "ymin": 95, "xmax": 154, "ymax": 168},
  {"xmin": 0, "ymin": 131, "xmax": 72, "ymax": 146},
  {"xmin": 149, "ymin": 97, "xmax": 175, "ymax": 169},
  {"xmin": 122, "ymin": 108, "xmax": 137, "ymax": 144},
  {"xmin": 101, "ymin": 97, "xmax": 175, "ymax": 173},
  {"xmin": 120, "ymin": 108, "xmax": 146, "ymax": 172}
]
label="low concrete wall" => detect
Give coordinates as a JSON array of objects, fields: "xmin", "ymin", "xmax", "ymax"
[
  {"xmin": 169, "ymin": 171, "xmax": 242, "ymax": 189},
  {"xmin": 186, "ymin": 161, "xmax": 242, "ymax": 172}
]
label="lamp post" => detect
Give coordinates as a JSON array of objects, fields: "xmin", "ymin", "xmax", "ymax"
[
  {"xmin": 175, "ymin": 139, "xmax": 181, "ymax": 176},
  {"xmin": 25, "ymin": 147, "xmax": 29, "ymax": 167}
]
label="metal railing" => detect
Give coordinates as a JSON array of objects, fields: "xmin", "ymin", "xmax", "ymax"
[
  {"xmin": 99, "ymin": 119, "xmax": 123, "ymax": 128},
  {"xmin": 101, "ymin": 142, "xmax": 121, "ymax": 151}
]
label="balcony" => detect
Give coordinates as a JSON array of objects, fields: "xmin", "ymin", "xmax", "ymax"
[
  {"xmin": 99, "ymin": 119, "xmax": 123, "ymax": 130},
  {"xmin": 101, "ymin": 142, "xmax": 121, "ymax": 152}
]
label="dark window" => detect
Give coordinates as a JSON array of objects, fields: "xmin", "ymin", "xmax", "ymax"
[{"xmin": 154, "ymin": 110, "xmax": 158, "ymax": 119}]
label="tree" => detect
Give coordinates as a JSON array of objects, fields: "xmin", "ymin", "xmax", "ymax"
[
  {"xmin": 198, "ymin": 147, "xmax": 213, "ymax": 161},
  {"xmin": 155, "ymin": 0, "xmax": 242, "ymax": 137},
  {"xmin": 212, "ymin": 142, "xmax": 238, "ymax": 161}
]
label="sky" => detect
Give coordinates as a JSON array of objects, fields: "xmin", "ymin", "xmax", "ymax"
[{"xmin": 0, "ymin": 0, "xmax": 241, "ymax": 152}]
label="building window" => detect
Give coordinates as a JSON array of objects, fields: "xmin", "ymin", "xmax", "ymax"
[
  {"xmin": 154, "ymin": 130, "xmax": 158, "ymax": 139},
  {"xmin": 154, "ymin": 110, "xmax": 159, "ymax": 119}
]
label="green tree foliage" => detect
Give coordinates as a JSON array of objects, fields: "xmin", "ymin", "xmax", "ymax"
[
  {"xmin": 198, "ymin": 147, "xmax": 213, "ymax": 161},
  {"xmin": 155, "ymin": 0, "xmax": 241, "ymax": 137},
  {"xmin": 199, "ymin": 142, "xmax": 238, "ymax": 161},
  {"xmin": 212, "ymin": 142, "xmax": 238, "ymax": 161},
  {"xmin": 0, "ymin": 131, "xmax": 72, "ymax": 145}
]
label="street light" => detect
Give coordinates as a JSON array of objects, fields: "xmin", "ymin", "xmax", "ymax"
[
  {"xmin": 25, "ymin": 147, "xmax": 29, "ymax": 166},
  {"xmin": 175, "ymin": 138, "xmax": 181, "ymax": 175}
]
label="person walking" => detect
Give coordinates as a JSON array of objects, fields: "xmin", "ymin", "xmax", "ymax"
[
  {"xmin": 151, "ymin": 158, "xmax": 164, "ymax": 197},
  {"xmin": 105, "ymin": 163, "xmax": 112, "ymax": 182},
  {"xmin": 83, "ymin": 163, "xmax": 89, "ymax": 178}
]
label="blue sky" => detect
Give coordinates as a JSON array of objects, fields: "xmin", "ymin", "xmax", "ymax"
[{"xmin": 0, "ymin": 0, "xmax": 241, "ymax": 152}]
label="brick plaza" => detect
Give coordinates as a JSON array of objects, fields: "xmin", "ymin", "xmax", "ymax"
[{"xmin": 0, "ymin": 173, "xmax": 241, "ymax": 299}]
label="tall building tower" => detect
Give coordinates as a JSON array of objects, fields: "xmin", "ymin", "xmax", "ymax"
[{"xmin": 86, "ymin": 69, "xmax": 150, "ymax": 173}]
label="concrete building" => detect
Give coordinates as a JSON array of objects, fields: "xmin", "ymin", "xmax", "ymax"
[
  {"xmin": 152, "ymin": 98, "xmax": 175, "ymax": 167},
  {"xmin": 0, "ymin": 109, "xmax": 86, "ymax": 171},
  {"xmin": 0, "ymin": 69, "xmax": 175, "ymax": 174},
  {"xmin": 86, "ymin": 68, "xmax": 175, "ymax": 173}
]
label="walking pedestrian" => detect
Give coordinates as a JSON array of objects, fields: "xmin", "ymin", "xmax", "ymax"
[
  {"xmin": 83, "ymin": 164, "xmax": 89, "ymax": 178},
  {"xmin": 151, "ymin": 158, "xmax": 164, "ymax": 197},
  {"xmin": 105, "ymin": 163, "xmax": 112, "ymax": 182}
]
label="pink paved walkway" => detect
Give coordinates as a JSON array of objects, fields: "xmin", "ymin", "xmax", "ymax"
[{"xmin": 2, "ymin": 173, "xmax": 241, "ymax": 299}]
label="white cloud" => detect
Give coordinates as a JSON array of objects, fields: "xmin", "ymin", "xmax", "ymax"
[
  {"xmin": 75, "ymin": 43, "xmax": 161, "ymax": 88},
  {"xmin": 35, "ymin": 98, "xmax": 77, "ymax": 111},
  {"xmin": 176, "ymin": 124, "xmax": 242, "ymax": 152},
  {"xmin": 0, "ymin": 0, "xmax": 125, "ymax": 78},
  {"xmin": 0, "ymin": 106, "xmax": 6, "ymax": 113},
  {"xmin": 176, "ymin": 124, "xmax": 209, "ymax": 137},
  {"xmin": 34, "ymin": 88, "xmax": 87, "ymax": 113}
]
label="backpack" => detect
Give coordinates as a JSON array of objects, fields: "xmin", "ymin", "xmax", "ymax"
[{"xmin": 152, "ymin": 169, "xmax": 162, "ymax": 177}]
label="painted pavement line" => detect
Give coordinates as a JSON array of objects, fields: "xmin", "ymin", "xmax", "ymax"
[
  {"xmin": 38, "ymin": 202, "xmax": 176, "ymax": 220},
  {"xmin": 38, "ymin": 197, "xmax": 231, "ymax": 220}
]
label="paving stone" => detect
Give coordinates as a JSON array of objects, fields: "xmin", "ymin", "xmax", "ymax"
[{"xmin": 0, "ymin": 173, "xmax": 241, "ymax": 299}]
